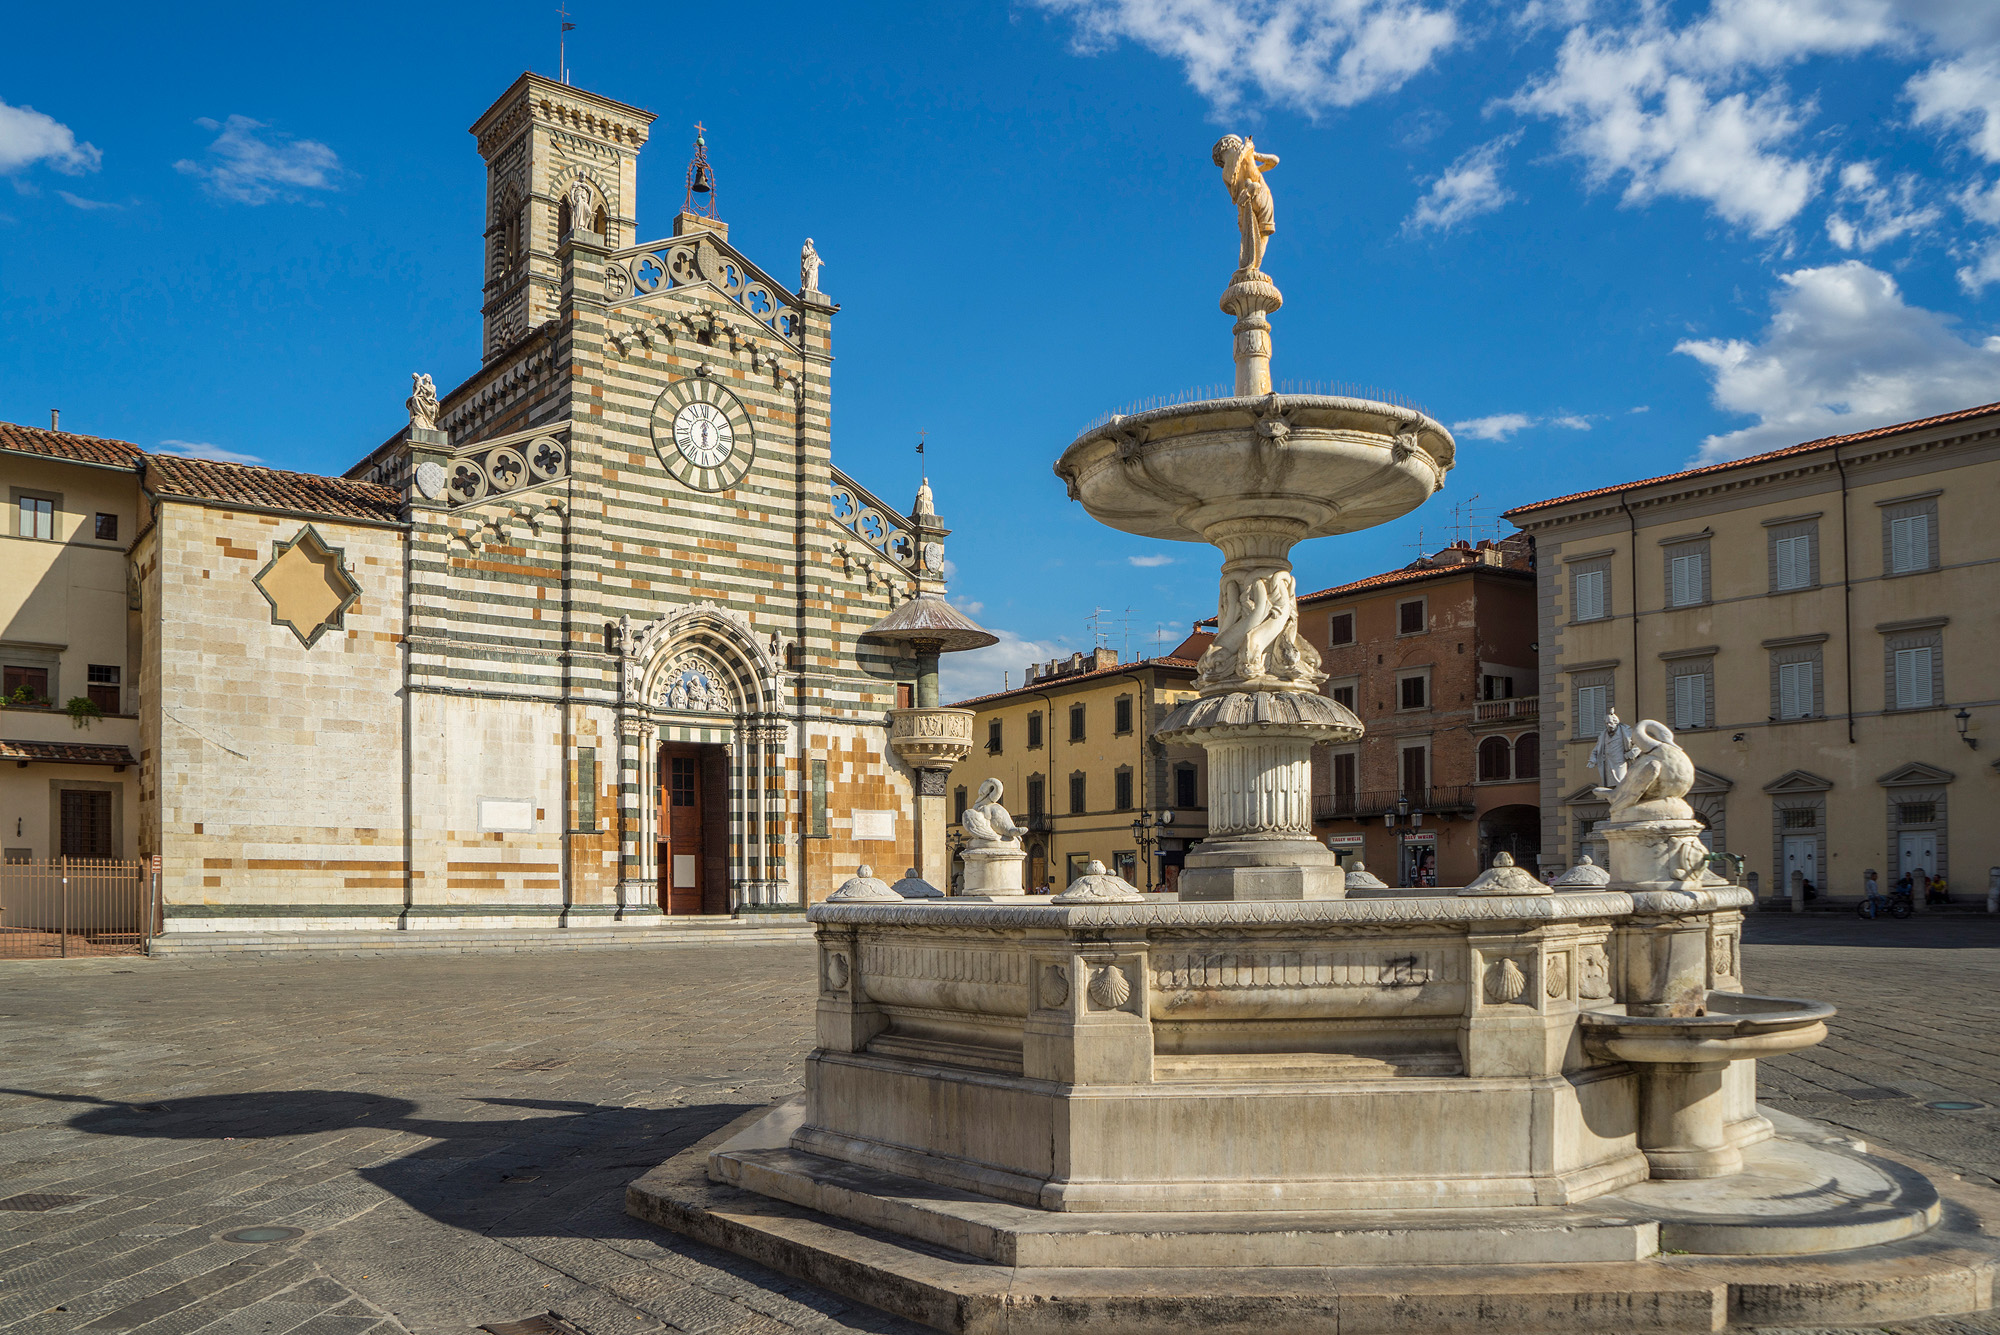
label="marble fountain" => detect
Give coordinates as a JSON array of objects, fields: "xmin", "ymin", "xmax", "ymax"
[{"xmin": 629, "ymin": 135, "xmax": 1996, "ymax": 1333}]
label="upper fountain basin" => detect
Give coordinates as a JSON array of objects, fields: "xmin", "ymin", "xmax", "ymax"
[{"xmin": 1055, "ymin": 394, "xmax": 1455, "ymax": 544}]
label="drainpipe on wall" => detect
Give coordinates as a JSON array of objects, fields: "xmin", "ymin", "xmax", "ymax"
[
  {"xmin": 1031, "ymin": 687, "xmax": 1056, "ymax": 890},
  {"xmin": 1833, "ymin": 442, "xmax": 1857, "ymax": 746},
  {"xmin": 1618, "ymin": 490, "xmax": 1641, "ymax": 720}
]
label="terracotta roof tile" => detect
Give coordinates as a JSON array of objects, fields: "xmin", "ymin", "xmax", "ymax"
[
  {"xmin": 948, "ymin": 656, "xmax": 1199, "ymax": 710},
  {"xmin": 1503, "ymin": 400, "xmax": 2000, "ymax": 519},
  {"xmin": 0, "ymin": 420, "xmax": 407, "ymax": 524},
  {"xmin": 144, "ymin": 454, "xmax": 403, "ymax": 524},
  {"xmin": 0, "ymin": 739, "xmax": 136, "ymax": 767},
  {"xmin": 0, "ymin": 422, "xmax": 145, "ymax": 469}
]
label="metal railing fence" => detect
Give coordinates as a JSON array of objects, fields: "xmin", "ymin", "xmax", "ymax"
[{"xmin": 0, "ymin": 858, "xmax": 151, "ymax": 959}]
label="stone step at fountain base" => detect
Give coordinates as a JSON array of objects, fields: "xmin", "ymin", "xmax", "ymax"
[{"xmin": 626, "ymin": 1101, "xmax": 1996, "ymax": 1335}]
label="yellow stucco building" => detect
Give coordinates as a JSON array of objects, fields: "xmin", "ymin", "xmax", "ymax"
[
  {"xmin": 1504, "ymin": 402, "xmax": 2000, "ymax": 905},
  {"xmin": 950, "ymin": 644, "xmax": 1205, "ymax": 892}
]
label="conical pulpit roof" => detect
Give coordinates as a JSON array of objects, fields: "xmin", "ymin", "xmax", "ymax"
[{"xmin": 861, "ymin": 594, "xmax": 998, "ymax": 654}]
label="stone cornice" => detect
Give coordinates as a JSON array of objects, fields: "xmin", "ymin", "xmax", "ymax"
[{"xmin": 810, "ymin": 892, "xmax": 1644, "ymax": 929}]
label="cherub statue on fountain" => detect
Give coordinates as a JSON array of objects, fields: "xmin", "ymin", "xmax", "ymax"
[{"xmin": 1214, "ymin": 134, "xmax": 1279, "ymax": 276}]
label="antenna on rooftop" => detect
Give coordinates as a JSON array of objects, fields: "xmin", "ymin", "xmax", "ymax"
[{"xmin": 557, "ymin": 4, "xmax": 575, "ymax": 85}]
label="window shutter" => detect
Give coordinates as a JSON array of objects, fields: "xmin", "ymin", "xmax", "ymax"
[
  {"xmin": 1575, "ymin": 570, "xmax": 1603, "ymax": 621},
  {"xmin": 1778, "ymin": 661, "xmax": 1807, "ymax": 718},
  {"xmin": 1578, "ymin": 685, "xmax": 1606, "ymax": 738},
  {"xmin": 1893, "ymin": 647, "xmax": 1934, "ymax": 708},
  {"xmin": 1672, "ymin": 674, "xmax": 1704, "ymax": 730},
  {"xmin": 1774, "ymin": 535, "xmax": 1807, "ymax": 590},
  {"xmin": 1892, "ymin": 514, "xmax": 1929, "ymax": 574}
]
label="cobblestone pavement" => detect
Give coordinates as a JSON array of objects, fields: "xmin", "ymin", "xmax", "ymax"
[
  {"xmin": 0, "ymin": 920, "xmax": 1998, "ymax": 1335},
  {"xmin": 0, "ymin": 943, "xmax": 918, "ymax": 1335}
]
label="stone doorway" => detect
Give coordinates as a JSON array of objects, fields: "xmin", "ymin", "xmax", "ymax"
[{"xmin": 658, "ymin": 743, "xmax": 730, "ymax": 915}]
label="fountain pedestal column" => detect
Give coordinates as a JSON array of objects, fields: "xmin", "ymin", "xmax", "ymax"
[{"xmin": 1159, "ymin": 691, "xmax": 1356, "ymax": 900}]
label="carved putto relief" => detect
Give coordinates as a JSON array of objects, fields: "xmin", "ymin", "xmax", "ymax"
[{"xmin": 1195, "ymin": 568, "xmax": 1324, "ymax": 693}]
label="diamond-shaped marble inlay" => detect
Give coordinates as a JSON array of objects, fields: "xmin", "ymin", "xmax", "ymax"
[{"xmin": 252, "ymin": 525, "xmax": 361, "ymax": 648}]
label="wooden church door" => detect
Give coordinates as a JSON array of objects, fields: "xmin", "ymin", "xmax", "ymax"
[{"xmin": 660, "ymin": 749, "xmax": 704, "ymax": 915}]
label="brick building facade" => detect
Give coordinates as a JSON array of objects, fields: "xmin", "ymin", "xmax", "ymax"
[{"xmin": 1291, "ymin": 539, "xmax": 1539, "ymax": 887}]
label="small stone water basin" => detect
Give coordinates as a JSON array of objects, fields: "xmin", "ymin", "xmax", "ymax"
[{"xmin": 1581, "ymin": 991, "xmax": 1834, "ymax": 1066}]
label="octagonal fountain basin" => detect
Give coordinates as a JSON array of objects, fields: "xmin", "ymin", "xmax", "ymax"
[
  {"xmin": 1583, "ymin": 992, "xmax": 1835, "ymax": 1181},
  {"xmin": 1054, "ymin": 395, "xmax": 1453, "ymax": 542}
]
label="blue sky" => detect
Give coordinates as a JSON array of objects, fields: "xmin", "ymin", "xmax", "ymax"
[{"xmin": 7, "ymin": 1, "xmax": 2000, "ymax": 697}]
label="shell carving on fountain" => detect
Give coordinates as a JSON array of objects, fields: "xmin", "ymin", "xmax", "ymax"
[
  {"xmin": 1486, "ymin": 958, "xmax": 1528, "ymax": 1004},
  {"xmin": 1088, "ymin": 965, "xmax": 1133, "ymax": 1010}
]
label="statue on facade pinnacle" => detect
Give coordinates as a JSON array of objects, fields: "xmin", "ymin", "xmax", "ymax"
[
  {"xmin": 800, "ymin": 238, "xmax": 824, "ymax": 294},
  {"xmin": 1214, "ymin": 134, "xmax": 1279, "ymax": 276},
  {"xmin": 407, "ymin": 373, "xmax": 439, "ymax": 432}
]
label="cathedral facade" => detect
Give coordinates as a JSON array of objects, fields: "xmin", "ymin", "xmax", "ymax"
[{"xmin": 0, "ymin": 74, "xmax": 941, "ymax": 943}]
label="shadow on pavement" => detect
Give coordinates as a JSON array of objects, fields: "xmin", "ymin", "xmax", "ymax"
[
  {"xmin": 1744, "ymin": 915, "xmax": 2000, "ymax": 950},
  {"xmin": 0, "ymin": 1085, "xmax": 759, "ymax": 1238}
]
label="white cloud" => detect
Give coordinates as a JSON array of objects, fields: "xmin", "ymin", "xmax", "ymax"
[
  {"xmin": 1508, "ymin": 23, "xmax": 1822, "ymax": 234},
  {"xmin": 1550, "ymin": 414, "xmax": 1593, "ymax": 429},
  {"xmin": 158, "ymin": 439, "xmax": 263, "ymax": 464},
  {"xmin": 1451, "ymin": 412, "xmax": 1534, "ymax": 440},
  {"xmin": 55, "ymin": 191, "xmax": 120, "ymax": 211},
  {"xmin": 0, "ymin": 100, "xmax": 99, "ymax": 175},
  {"xmin": 1675, "ymin": 260, "xmax": 2000, "ymax": 462},
  {"xmin": 1033, "ymin": 0, "xmax": 1459, "ymax": 116},
  {"xmin": 1908, "ymin": 53, "xmax": 2000, "ymax": 163},
  {"xmin": 940, "ymin": 628, "xmax": 1066, "ymax": 703},
  {"xmin": 1406, "ymin": 134, "xmax": 1519, "ymax": 233},
  {"xmin": 1825, "ymin": 161, "xmax": 1939, "ymax": 251},
  {"xmin": 174, "ymin": 115, "xmax": 340, "ymax": 205},
  {"xmin": 1506, "ymin": 1, "xmax": 1918, "ymax": 236},
  {"xmin": 1128, "ymin": 553, "xmax": 1175, "ymax": 567}
]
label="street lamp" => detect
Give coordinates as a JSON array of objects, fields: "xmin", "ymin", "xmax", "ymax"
[
  {"xmin": 1956, "ymin": 707, "xmax": 1977, "ymax": 750},
  {"xmin": 1129, "ymin": 811, "xmax": 1174, "ymax": 889}
]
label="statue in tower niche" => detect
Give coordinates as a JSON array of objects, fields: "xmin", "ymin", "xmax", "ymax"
[
  {"xmin": 800, "ymin": 238, "xmax": 824, "ymax": 294},
  {"xmin": 567, "ymin": 181, "xmax": 596, "ymax": 231},
  {"xmin": 1213, "ymin": 134, "xmax": 1279, "ymax": 275},
  {"xmin": 407, "ymin": 373, "xmax": 439, "ymax": 432}
]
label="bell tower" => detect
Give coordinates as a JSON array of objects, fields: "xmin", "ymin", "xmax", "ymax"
[{"xmin": 470, "ymin": 73, "xmax": 656, "ymax": 362}]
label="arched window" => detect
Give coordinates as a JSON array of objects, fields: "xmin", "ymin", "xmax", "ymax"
[
  {"xmin": 1478, "ymin": 735, "xmax": 1511, "ymax": 782},
  {"xmin": 1514, "ymin": 731, "xmax": 1541, "ymax": 780},
  {"xmin": 556, "ymin": 199, "xmax": 572, "ymax": 237},
  {"xmin": 593, "ymin": 204, "xmax": 608, "ymax": 239}
]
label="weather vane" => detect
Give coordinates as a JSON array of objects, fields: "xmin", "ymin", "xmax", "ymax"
[{"xmin": 557, "ymin": 5, "xmax": 575, "ymax": 85}]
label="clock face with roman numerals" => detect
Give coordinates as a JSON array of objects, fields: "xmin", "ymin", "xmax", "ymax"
[{"xmin": 648, "ymin": 377, "xmax": 754, "ymax": 491}]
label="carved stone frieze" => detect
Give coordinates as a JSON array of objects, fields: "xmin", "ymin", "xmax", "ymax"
[
  {"xmin": 1150, "ymin": 947, "xmax": 1456, "ymax": 991},
  {"xmin": 1579, "ymin": 944, "xmax": 1612, "ymax": 1000}
]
